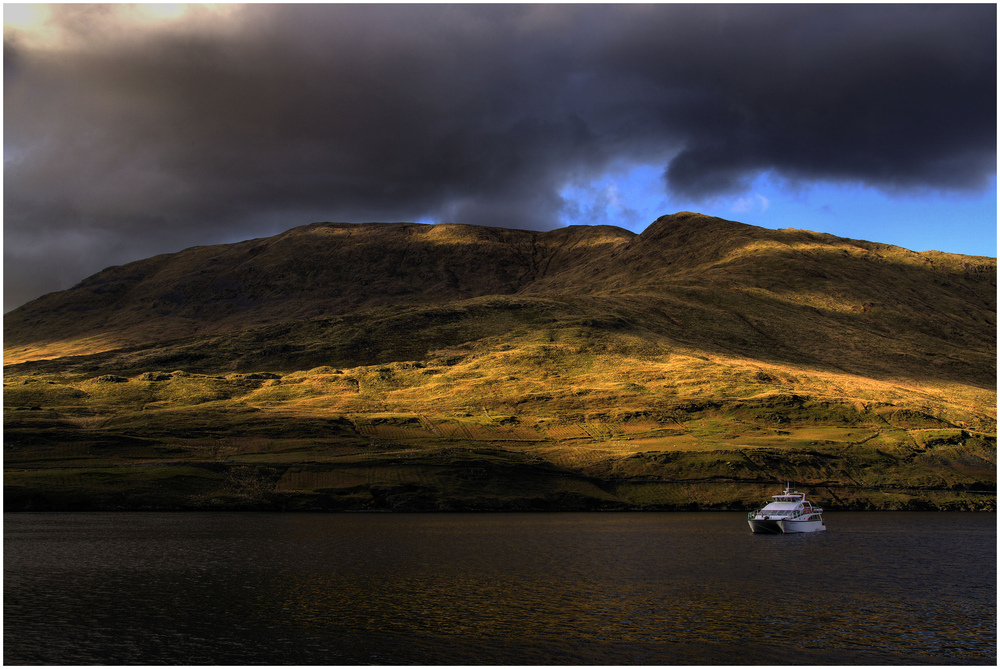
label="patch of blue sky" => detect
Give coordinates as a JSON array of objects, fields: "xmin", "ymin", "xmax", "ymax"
[
  {"xmin": 559, "ymin": 165, "xmax": 997, "ymax": 258},
  {"xmin": 559, "ymin": 163, "xmax": 669, "ymax": 234}
]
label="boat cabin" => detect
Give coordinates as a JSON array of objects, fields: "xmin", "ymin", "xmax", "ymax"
[{"xmin": 757, "ymin": 488, "xmax": 817, "ymax": 517}]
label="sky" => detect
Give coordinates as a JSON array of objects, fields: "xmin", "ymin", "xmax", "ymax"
[{"xmin": 4, "ymin": 3, "xmax": 997, "ymax": 311}]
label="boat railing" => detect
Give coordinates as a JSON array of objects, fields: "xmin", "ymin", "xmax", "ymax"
[{"xmin": 787, "ymin": 508, "xmax": 823, "ymax": 520}]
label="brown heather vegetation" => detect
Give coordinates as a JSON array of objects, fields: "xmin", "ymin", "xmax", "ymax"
[{"xmin": 4, "ymin": 212, "xmax": 996, "ymax": 511}]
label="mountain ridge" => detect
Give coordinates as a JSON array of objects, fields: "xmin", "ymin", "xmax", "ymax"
[{"xmin": 5, "ymin": 212, "xmax": 995, "ymax": 370}]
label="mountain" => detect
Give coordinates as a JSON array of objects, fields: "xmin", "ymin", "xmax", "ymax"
[
  {"xmin": 4, "ymin": 212, "xmax": 996, "ymax": 511},
  {"xmin": 5, "ymin": 221, "xmax": 633, "ymax": 355}
]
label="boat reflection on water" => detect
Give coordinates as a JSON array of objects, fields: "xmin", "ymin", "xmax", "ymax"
[{"xmin": 748, "ymin": 484, "xmax": 826, "ymax": 534}]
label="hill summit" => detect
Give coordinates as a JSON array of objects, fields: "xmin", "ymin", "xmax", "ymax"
[{"xmin": 4, "ymin": 213, "xmax": 996, "ymax": 512}]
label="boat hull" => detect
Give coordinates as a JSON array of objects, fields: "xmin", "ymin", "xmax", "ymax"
[
  {"xmin": 747, "ymin": 518, "xmax": 783, "ymax": 534},
  {"xmin": 777, "ymin": 518, "xmax": 826, "ymax": 533}
]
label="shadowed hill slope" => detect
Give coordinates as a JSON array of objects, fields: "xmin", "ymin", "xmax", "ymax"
[{"xmin": 4, "ymin": 221, "xmax": 634, "ymax": 353}]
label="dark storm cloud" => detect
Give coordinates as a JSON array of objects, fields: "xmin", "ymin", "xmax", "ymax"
[{"xmin": 4, "ymin": 3, "xmax": 996, "ymax": 308}]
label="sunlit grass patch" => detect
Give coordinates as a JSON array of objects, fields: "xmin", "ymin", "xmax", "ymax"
[
  {"xmin": 457, "ymin": 423, "xmax": 534, "ymax": 441},
  {"xmin": 618, "ymin": 419, "xmax": 666, "ymax": 435},
  {"xmin": 624, "ymin": 434, "xmax": 702, "ymax": 450},
  {"xmin": 531, "ymin": 442, "xmax": 629, "ymax": 469},
  {"xmin": 910, "ymin": 429, "xmax": 974, "ymax": 449},
  {"xmin": 3, "ymin": 380, "xmax": 90, "ymax": 408},
  {"xmin": 540, "ymin": 424, "xmax": 590, "ymax": 440},
  {"xmin": 728, "ymin": 426, "xmax": 879, "ymax": 449},
  {"xmin": 2, "ymin": 334, "xmax": 128, "ymax": 365}
]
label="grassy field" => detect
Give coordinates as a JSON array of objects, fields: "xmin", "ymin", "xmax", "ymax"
[{"xmin": 5, "ymin": 336, "xmax": 994, "ymax": 511}]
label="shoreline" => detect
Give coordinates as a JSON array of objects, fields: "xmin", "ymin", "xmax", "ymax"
[{"xmin": 6, "ymin": 486, "xmax": 995, "ymax": 513}]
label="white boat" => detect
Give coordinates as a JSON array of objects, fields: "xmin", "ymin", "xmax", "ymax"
[{"xmin": 747, "ymin": 484, "xmax": 826, "ymax": 534}]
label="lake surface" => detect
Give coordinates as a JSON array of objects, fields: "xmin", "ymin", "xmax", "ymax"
[{"xmin": 4, "ymin": 512, "xmax": 995, "ymax": 665}]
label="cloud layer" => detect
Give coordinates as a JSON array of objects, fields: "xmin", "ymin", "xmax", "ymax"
[{"xmin": 4, "ymin": 4, "xmax": 996, "ymax": 308}]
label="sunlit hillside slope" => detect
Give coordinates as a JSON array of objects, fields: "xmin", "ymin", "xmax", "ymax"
[{"xmin": 4, "ymin": 213, "xmax": 996, "ymax": 511}]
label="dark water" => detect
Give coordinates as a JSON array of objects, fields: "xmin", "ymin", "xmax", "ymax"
[{"xmin": 4, "ymin": 512, "xmax": 995, "ymax": 665}]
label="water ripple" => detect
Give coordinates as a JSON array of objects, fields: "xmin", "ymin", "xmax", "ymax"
[{"xmin": 4, "ymin": 511, "xmax": 995, "ymax": 665}]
